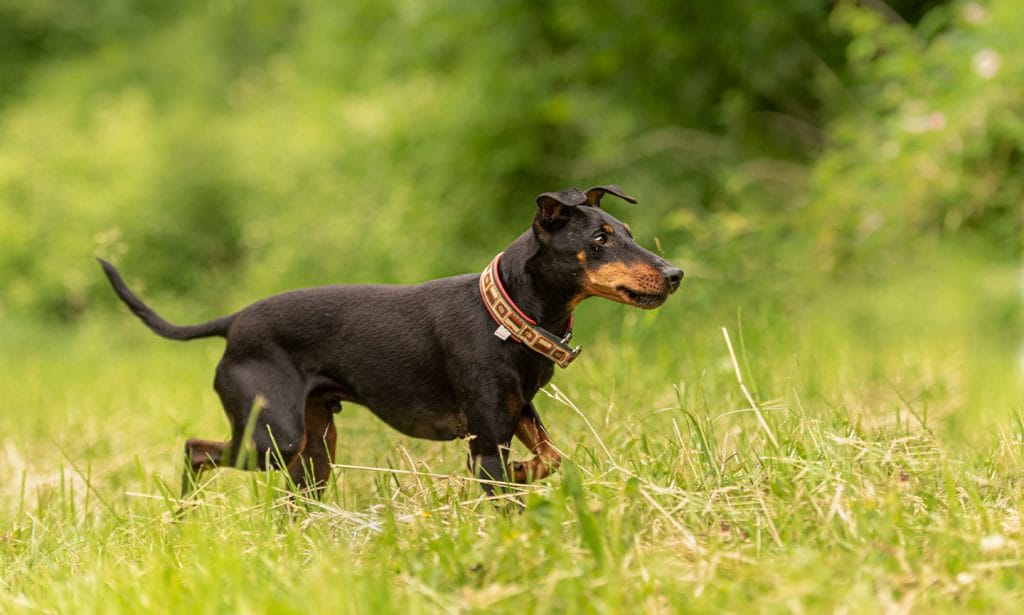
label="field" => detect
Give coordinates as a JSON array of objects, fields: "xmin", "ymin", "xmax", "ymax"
[
  {"xmin": 2, "ymin": 240, "xmax": 1020, "ymax": 613},
  {"xmin": 2, "ymin": 1, "xmax": 1023, "ymax": 612}
]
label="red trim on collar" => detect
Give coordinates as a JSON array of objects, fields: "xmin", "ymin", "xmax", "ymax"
[
  {"xmin": 491, "ymin": 252, "xmax": 537, "ymax": 326},
  {"xmin": 479, "ymin": 252, "xmax": 581, "ymax": 368}
]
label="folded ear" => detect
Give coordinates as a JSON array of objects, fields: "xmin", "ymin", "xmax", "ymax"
[
  {"xmin": 584, "ymin": 184, "xmax": 638, "ymax": 207},
  {"xmin": 535, "ymin": 188, "xmax": 588, "ymax": 230}
]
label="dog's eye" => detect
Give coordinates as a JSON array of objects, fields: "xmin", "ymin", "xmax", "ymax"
[{"xmin": 593, "ymin": 234, "xmax": 608, "ymax": 246}]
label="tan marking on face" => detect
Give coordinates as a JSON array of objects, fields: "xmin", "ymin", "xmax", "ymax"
[
  {"xmin": 601, "ymin": 224, "xmax": 614, "ymax": 234},
  {"xmin": 578, "ymin": 262, "xmax": 667, "ymax": 307},
  {"xmin": 576, "ymin": 250, "xmax": 586, "ymax": 263}
]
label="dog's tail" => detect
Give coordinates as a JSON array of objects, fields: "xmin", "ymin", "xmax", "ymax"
[{"xmin": 97, "ymin": 258, "xmax": 234, "ymax": 340}]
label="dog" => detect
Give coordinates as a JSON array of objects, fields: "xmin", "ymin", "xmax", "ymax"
[{"xmin": 98, "ymin": 185, "xmax": 683, "ymax": 498}]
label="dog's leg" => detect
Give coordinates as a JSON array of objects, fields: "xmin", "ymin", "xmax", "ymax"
[
  {"xmin": 215, "ymin": 358, "xmax": 307, "ymax": 474},
  {"xmin": 287, "ymin": 397, "xmax": 338, "ymax": 497},
  {"xmin": 510, "ymin": 403, "xmax": 562, "ymax": 482},
  {"xmin": 181, "ymin": 438, "xmax": 228, "ymax": 498},
  {"xmin": 467, "ymin": 437, "xmax": 514, "ymax": 498}
]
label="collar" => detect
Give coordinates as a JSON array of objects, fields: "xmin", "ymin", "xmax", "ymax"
[{"xmin": 479, "ymin": 252, "xmax": 581, "ymax": 369}]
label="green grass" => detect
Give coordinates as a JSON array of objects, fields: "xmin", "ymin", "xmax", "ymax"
[{"xmin": 1, "ymin": 242, "xmax": 1021, "ymax": 613}]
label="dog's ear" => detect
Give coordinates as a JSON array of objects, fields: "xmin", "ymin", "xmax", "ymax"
[
  {"xmin": 584, "ymin": 184, "xmax": 638, "ymax": 207},
  {"xmin": 534, "ymin": 188, "xmax": 587, "ymax": 237}
]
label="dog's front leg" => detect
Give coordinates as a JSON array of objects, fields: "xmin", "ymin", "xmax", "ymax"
[
  {"xmin": 467, "ymin": 436, "xmax": 515, "ymax": 498},
  {"xmin": 511, "ymin": 402, "xmax": 562, "ymax": 482}
]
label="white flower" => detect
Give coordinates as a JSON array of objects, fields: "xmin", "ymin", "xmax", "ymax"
[
  {"xmin": 963, "ymin": 3, "xmax": 987, "ymax": 25},
  {"xmin": 972, "ymin": 49, "xmax": 1001, "ymax": 80}
]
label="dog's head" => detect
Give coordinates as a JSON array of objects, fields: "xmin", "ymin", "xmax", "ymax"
[{"xmin": 532, "ymin": 185, "xmax": 683, "ymax": 309}]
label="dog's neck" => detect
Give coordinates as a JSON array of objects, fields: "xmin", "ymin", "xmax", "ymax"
[{"xmin": 497, "ymin": 231, "xmax": 578, "ymax": 334}]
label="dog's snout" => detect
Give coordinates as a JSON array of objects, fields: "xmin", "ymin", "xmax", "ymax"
[{"xmin": 661, "ymin": 266, "xmax": 683, "ymax": 292}]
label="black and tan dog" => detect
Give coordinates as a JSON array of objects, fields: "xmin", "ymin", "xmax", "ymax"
[{"xmin": 99, "ymin": 185, "xmax": 682, "ymax": 498}]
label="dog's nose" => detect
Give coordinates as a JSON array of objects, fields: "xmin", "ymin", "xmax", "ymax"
[{"xmin": 662, "ymin": 266, "xmax": 683, "ymax": 292}]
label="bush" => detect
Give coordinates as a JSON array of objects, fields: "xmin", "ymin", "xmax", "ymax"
[
  {"xmin": 5, "ymin": 0, "xmax": 1018, "ymax": 320},
  {"xmin": 808, "ymin": 0, "xmax": 1023, "ymax": 270}
]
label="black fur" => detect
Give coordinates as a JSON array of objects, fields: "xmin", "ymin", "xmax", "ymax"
[{"xmin": 99, "ymin": 186, "xmax": 683, "ymax": 497}]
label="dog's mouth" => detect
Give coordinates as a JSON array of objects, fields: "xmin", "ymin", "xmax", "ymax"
[{"xmin": 618, "ymin": 287, "xmax": 668, "ymax": 309}]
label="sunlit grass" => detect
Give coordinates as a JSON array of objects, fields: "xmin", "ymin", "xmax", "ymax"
[{"xmin": 1, "ymin": 243, "xmax": 1020, "ymax": 613}]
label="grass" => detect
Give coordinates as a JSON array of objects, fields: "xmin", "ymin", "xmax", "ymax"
[{"xmin": 1, "ymin": 241, "xmax": 1021, "ymax": 613}]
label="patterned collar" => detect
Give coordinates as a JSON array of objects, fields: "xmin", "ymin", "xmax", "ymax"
[{"xmin": 478, "ymin": 252, "xmax": 581, "ymax": 369}]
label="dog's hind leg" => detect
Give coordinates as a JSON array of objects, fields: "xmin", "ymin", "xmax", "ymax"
[
  {"xmin": 287, "ymin": 395, "xmax": 338, "ymax": 497},
  {"xmin": 214, "ymin": 357, "xmax": 308, "ymax": 477},
  {"xmin": 181, "ymin": 438, "xmax": 228, "ymax": 498}
]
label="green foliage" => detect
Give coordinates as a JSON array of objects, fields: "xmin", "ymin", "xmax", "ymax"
[
  {"xmin": 7, "ymin": 0, "xmax": 1015, "ymax": 321},
  {"xmin": 810, "ymin": 0, "xmax": 1024, "ymax": 269},
  {"xmin": 0, "ymin": 0, "xmax": 183, "ymax": 101},
  {"xmin": 0, "ymin": 0, "xmax": 864, "ymax": 318}
]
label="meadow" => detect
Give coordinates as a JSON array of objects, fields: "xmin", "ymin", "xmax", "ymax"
[
  {"xmin": 2, "ymin": 1, "xmax": 1023, "ymax": 612},
  {"xmin": 2, "ymin": 237, "xmax": 1019, "ymax": 613}
]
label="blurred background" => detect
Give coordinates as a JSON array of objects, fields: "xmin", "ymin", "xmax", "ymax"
[
  {"xmin": 2, "ymin": 4, "xmax": 1024, "ymax": 607},
  {"xmin": 0, "ymin": 0, "xmax": 1019, "ymax": 396}
]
